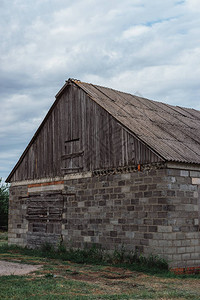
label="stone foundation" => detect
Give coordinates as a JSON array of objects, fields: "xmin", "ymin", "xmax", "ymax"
[{"xmin": 8, "ymin": 164, "xmax": 200, "ymax": 268}]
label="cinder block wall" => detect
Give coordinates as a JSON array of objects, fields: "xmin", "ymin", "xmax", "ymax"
[
  {"xmin": 159, "ymin": 168, "xmax": 200, "ymax": 268},
  {"xmin": 8, "ymin": 166, "xmax": 200, "ymax": 268},
  {"xmin": 8, "ymin": 185, "xmax": 28, "ymax": 247}
]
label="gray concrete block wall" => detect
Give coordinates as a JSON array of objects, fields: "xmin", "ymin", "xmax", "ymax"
[
  {"xmin": 63, "ymin": 169, "xmax": 163, "ymax": 254},
  {"xmin": 8, "ymin": 165, "xmax": 200, "ymax": 268},
  {"xmin": 8, "ymin": 185, "xmax": 28, "ymax": 247},
  {"xmin": 62, "ymin": 167, "xmax": 200, "ymax": 268},
  {"xmin": 160, "ymin": 168, "xmax": 200, "ymax": 268}
]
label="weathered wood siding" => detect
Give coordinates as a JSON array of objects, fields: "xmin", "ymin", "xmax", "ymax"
[
  {"xmin": 11, "ymin": 84, "xmax": 163, "ymax": 181},
  {"xmin": 26, "ymin": 191, "xmax": 63, "ymax": 248}
]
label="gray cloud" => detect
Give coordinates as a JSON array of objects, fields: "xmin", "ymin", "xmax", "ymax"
[{"xmin": 1, "ymin": 0, "xmax": 200, "ymax": 181}]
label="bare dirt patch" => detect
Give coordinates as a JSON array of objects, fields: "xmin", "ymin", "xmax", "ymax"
[{"xmin": 0, "ymin": 260, "xmax": 42, "ymax": 276}]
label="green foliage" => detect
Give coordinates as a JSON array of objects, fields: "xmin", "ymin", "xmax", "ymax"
[
  {"xmin": 0, "ymin": 239, "xmax": 169, "ymax": 274},
  {"xmin": 0, "ymin": 178, "xmax": 9, "ymax": 229},
  {"xmin": 40, "ymin": 242, "xmax": 55, "ymax": 253},
  {"xmin": 103, "ymin": 247, "xmax": 169, "ymax": 273},
  {"xmin": 39, "ymin": 242, "xmax": 105, "ymax": 264},
  {"xmin": 7, "ymin": 241, "xmax": 168, "ymax": 273},
  {"xmin": 0, "ymin": 231, "xmax": 8, "ymax": 246}
]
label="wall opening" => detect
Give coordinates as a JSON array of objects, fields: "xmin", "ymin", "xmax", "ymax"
[{"xmin": 26, "ymin": 191, "xmax": 63, "ymax": 248}]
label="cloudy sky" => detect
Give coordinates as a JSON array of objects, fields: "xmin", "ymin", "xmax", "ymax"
[{"xmin": 1, "ymin": 0, "xmax": 200, "ymax": 182}]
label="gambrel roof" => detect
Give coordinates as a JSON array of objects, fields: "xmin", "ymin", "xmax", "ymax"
[{"xmin": 6, "ymin": 78, "xmax": 200, "ymax": 182}]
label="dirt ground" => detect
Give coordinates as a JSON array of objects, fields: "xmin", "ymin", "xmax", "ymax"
[
  {"xmin": 0, "ymin": 256, "xmax": 200, "ymax": 299},
  {"xmin": 0, "ymin": 260, "xmax": 42, "ymax": 276}
]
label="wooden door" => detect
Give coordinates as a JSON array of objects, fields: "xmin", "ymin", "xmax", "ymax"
[{"xmin": 26, "ymin": 191, "xmax": 63, "ymax": 248}]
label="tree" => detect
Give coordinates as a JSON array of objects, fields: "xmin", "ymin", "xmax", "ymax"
[{"xmin": 0, "ymin": 178, "xmax": 9, "ymax": 229}]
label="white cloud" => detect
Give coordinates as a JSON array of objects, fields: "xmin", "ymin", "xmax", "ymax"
[
  {"xmin": 122, "ymin": 25, "xmax": 150, "ymax": 39},
  {"xmin": 185, "ymin": 0, "xmax": 200, "ymax": 11},
  {"xmin": 0, "ymin": 0, "xmax": 200, "ymax": 181}
]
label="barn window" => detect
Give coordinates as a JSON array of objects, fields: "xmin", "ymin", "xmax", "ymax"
[{"xmin": 61, "ymin": 138, "xmax": 83, "ymax": 173}]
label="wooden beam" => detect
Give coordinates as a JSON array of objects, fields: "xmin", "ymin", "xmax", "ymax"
[{"xmin": 61, "ymin": 151, "xmax": 84, "ymax": 160}]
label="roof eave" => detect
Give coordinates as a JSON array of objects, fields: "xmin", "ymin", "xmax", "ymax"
[{"xmin": 166, "ymin": 161, "xmax": 200, "ymax": 171}]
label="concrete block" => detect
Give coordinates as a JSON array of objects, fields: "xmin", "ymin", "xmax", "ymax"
[
  {"xmin": 121, "ymin": 186, "xmax": 131, "ymax": 193},
  {"xmin": 185, "ymin": 204, "xmax": 198, "ymax": 211},
  {"xmin": 157, "ymin": 226, "xmax": 172, "ymax": 233},
  {"xmin": 172, "ymin": 254, "xmax": 181, "ymax": 261},
  {"xmin": 8, "ymin": 233, "xmax": 16, "ymax": 238},
  {"xmin": 190, "ymin": 239, "xmax": 199, "ymax": 246},
  {"xmin": 169, "ymin": 177, "xmax": 176, "ymax": 183},
  {"xmin": 190, "ymin": 253, "xmax": 200, "ymax": 260},
  {"xmin": 185, "ymin": 232, "xmax": 199, "ymax": 239},
  {"xmin": 163, "ymin": 233, "xmax": 176, "ymax": 240},
  {"xmin": 110, "ymin": 220, "xmax": 119, "ymax": 225},
  {"xmin": 182, "ymin": 253, "xmax": 191, "ymax": 260},
  {"xmin": 158, "ymin": 240, "xmax": 172, "ymax": 247},
  {"xmin": 180, "ymin": 170, "xmax": 189, "ymax": 177},
  {"xmin": 190, "ymin": 171, "xmax": 200, "ymax": 178},
  {"xmin": 164, "ymin": 247, "xmax": 175, "ymax": 254},
  {"xmin": 149, "ymin": 240, "xmax": 159, "ymax": 247},
  {"xmin": 83, "ymin": 236, "xmax": 91, "ymax": 242},
  {"xmin": 125, "ymin": 231, "xmax": 135, "ymax": 238},
  {"xmin": 121, "ymin": 173, "xmax": 131, "ymax": 180},
  {"xmin": 177, "ymin": 247, "xmax": 186, "ymax": 254},
  {"xmin": 195, "ymin": 246, "xmax": 200, "ymax": 252},
  {"xmin": 192, "ymin": 178, "xmax": 200, "ymax": 185},
  {"xmin": 153, "ymin": 233, "xmax": 164, "ymax": 240},
  {"xmin": 78, "ymin": 201, "xmax": 85, "ymax": 207},
  {"xmin": 172, "ymin": 240, "xmax": 181, "ymax": 247},
  {"xmin": 181, "ymin": 240, "xmax": 191, "ymax": 247},
  {"xmin": 16, "ymin": 229, "xmax": 25, "ymax": 234},
  {"xmin": 185, "ymin": 246, "xmax": 195, "ymax": 253}
]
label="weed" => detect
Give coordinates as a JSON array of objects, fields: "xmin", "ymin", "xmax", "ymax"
[
  {"xmin": 111, "ymin": 245, "xmax": 126, "ymax": 264},
  {"xmin": 0, "ymin": 240, "xmax": 169, "ymax": 275},
  {"xmin": 41, "ymin": 242, "xmax": 54, "ymax": 253},
  {"xmin": 0, "ymin": 231, "xmax": 8, "ymax": 240},
  {"xmin": 45, "ymin": 273, "xmax": 54, "ymax": 278}
]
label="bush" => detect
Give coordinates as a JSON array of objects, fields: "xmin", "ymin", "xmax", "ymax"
[{"xmin": 0, "ymin": 178, "xmax": 9, "ymax": 229}]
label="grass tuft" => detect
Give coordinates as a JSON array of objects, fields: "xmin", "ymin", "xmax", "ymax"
[{"xmin": 0, "ymin": 241, "xmax": 169, "ymax": 275}]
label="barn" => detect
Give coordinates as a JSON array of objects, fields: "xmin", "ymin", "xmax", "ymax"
[{"xmin": 6, "ymin": 78, "xmax": 200, "ymax": 270}]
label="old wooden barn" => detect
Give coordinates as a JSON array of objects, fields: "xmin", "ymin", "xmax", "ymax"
[{"xmin": 6, "ymin": 78, "xmax": 200, "ymax": 271}]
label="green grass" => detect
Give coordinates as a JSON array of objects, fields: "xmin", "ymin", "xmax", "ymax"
[
  {"xmin": 0, "ymin": 242, "xmax": 170, "ymax": 276},
  {"xmin": 0, "ymin": 276, "xmax": 98, "ymax": 300},
  {"xmin": 1, "ymin": 275, "xmax": 200, "ymax": 300},
  {"xmin": 0, "ymin": 230, "xmax": 8, "ymax": 246},
  {"xmin": 0, "ymin": 233, "xmax": 200, "ymax": 299}
]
